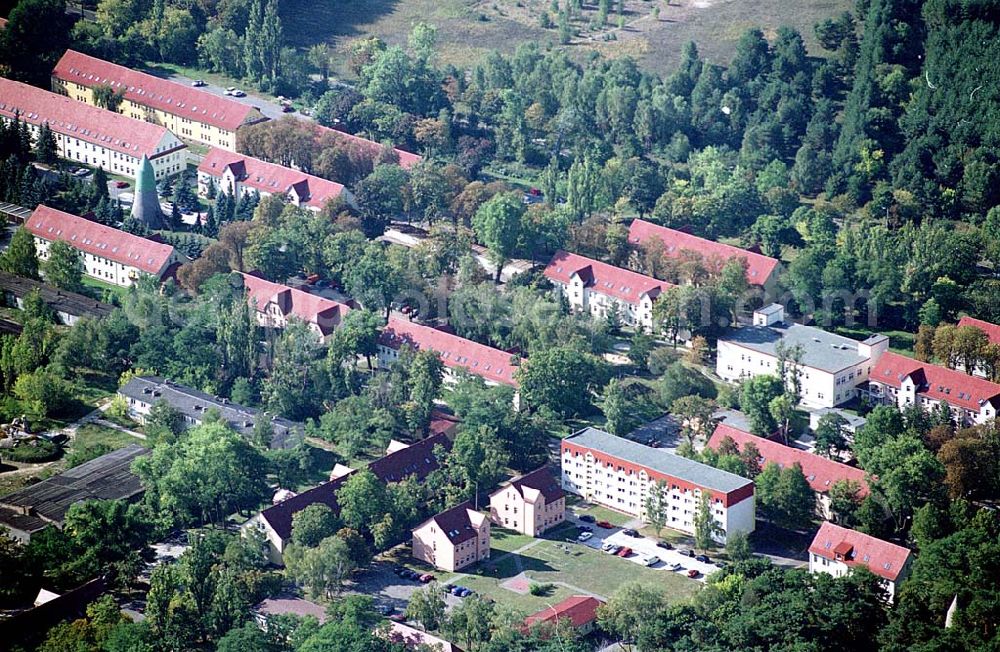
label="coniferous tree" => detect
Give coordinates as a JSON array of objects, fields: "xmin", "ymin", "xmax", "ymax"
[{"xmin": 33, "ymin": 123, "xmax": 58, "ymax": 165}]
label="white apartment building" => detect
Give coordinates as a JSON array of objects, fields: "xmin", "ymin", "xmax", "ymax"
[
  {"xmin": 809, "ymin": 521, "xmax": 912, "ymax": 601},
  {"xmin": 0, "ymin": 77, "xmax": 186, "ymax": 180},
  {"xmin": 561, "ymin": 427, "xmax": 755, "ymax": 543},
  {"xmin": 717, "ymin": 304, "xmax": 889, "ymax": 408},
  {"xmin": 543, "ymin": 250, "xmax": 673, "ymax": 333},
  {"xmin": 27, "ymin": 205, "xmax": 182, "ymax": 287},
  {"xmin": 866, "ymin": 351, "xmax": 1000, "ymax": 426}
]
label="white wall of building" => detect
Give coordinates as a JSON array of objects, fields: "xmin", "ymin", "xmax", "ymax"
[
  {"xmin": 551, "ymin": 275, "xmax": 657, "ymax": 333},
  {"xmin": 33, "ymin": 236, "xmax": 168, "ymax": 287}
]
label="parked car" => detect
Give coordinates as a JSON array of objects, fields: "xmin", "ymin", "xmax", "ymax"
[
  {"xmin": 191, "ymin": 79, "xmax": 206, "ymax": 87},
  {"xmin": 577, "ymin": 531, "xmax": 593, "ymax": 542},
  {"xmin": 623, "ymin": 529, "xmax": 640, "ymax": 538},
  {"xmin": 596, "ymin": 520, "xmax": 614, "ymax": 529},
  {"xmin": 405, "ymin": 570, "xmax": 420, "ymax": 580},
  {"xmin": 579, "ymin": 514, "xmax": 596, "ymax": 523},
  {"xmin": 645, "ymin": 556, "xmax": 660, "ymax": 567},
  {"xmin": 616, "ymin": 547, "xmax": 633, "ymax": 558},
  {"xmin": 443, "ymin": 583, "xmax": 455, "ymax": 591},
  {"xmin": 376, "ymin": 604, "xmax": 394, "ymax": 616},
  {"xmin": 603, "ymin": 544, "xmax": 622, "ymax": 555},
  {"xmin": 459, "ymin": 588, "xmax": 473, "ymax": 597},
  {"xmin": 695, "ymin": 554, "xmax": 711, "ymax": 563},
  {"xmin": 115, "ymin": 180, "xmax": 129, "ymax": 188},
  {"xmin": 679, "ymin": 549, "xmax": 695, "ymax": 558},
  {"xmin": 231, "ymin": 89, "xmax": 246, "ymax": 97},
  {"xmin": 716, "ymin": 561, "xmax": 728, "ymax": 570},
  {"xmin": 669, "ymin": 563, "xmax": 683, "ymax": 571},
  {"xmin": 656, "ymin": 541, "xmax": 673, "ymax": 550},
  {"xmin": 687, "ymin": 569, "xmax": 700, "ymax": 579},
  {"xmin": 419, "ymin": 573, "xmax": 435, "ymax": 583},
  {"xmin": 578, "ymin": 525, "xmax": 593, "ymax": 532}
]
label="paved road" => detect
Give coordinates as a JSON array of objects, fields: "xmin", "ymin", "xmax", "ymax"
[{"xmin": 163, "ymin": 72, "xmax": 313, "ymax": 123}]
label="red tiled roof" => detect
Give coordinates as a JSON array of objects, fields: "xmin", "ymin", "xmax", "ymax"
[
  {"xmin": 707, "ymin": 423, "xmax": 869, "ymax": 496},
  {"xmin": 628, "ymin": 219, "xmax": 780, "ymax": 285},
  {"xmin": 422, "ymin": 500, "xmax": 480, "ymax": 545},
  {"xmin": 524, "ymin": 595, "xmax": 604, "ymax": 630},
  {"xmin": 543, "ymin": 250, "xmax": 673, "ymax": 305},
  {"xmin": 957, "ymin": 316, "xmax": 1000, "ymax": 346},
  {"xmin": 429, "ymin": 409, "xmax": 461, "ymax": 437},
  {"xmin": 809, "ymin": 521, "xmax": 911, "ymax": 581},
  {"xmin": 0, "ymin": 77, "xmax": 174, "ymax": 159},
  {"xmin": 240, "ymin": 272, "xmax": 350, "ymax": 336},
  {"xmin": 27, "ymin": 205, "xmax": 174, "ymax": 274},
  {"xmin": 497, "ymin": 466, "xmax": 564, "ymax": 504},
  {"xmin": 871, "ymin": 351, "xmax": 1000, "ymax": 412},
  {"xmin": 260, "ymin": 433, "xmax": 450, "ymax": 541},
  {"xmin": 380, "ymin": 317, "xmax": 519, "ymax": 387},
  {"xmin": 199, "ymin": 148, "xmax": 345, "ymax": 209},
  {"xmin": 52, "ymin": 50, "xmax": 264, "ymax": 132},
  {"xmin": 308, "ymin": 122, "xmax": 422, "ymax": 170},
  {"xmin": 0, "ymin": 17, "xmax": 8, "ymax": 28}
]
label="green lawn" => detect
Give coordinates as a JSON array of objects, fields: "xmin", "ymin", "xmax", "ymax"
[
  {"xmin": 445, "ymin": 537, "xmax": 700, "ymax": 611},
  {"xmin": 73, "ymin": 423, "xmax": 146, "ymax": 452},
  {"xmin": 572, "ymin": 503, "xmax": 633, "ymax": 528},
  {"xmin": 490, "ymin": 528, "xmax": 536, "ymax": 556},
  {"xmin": 81, "ymin": 276, "xmax": 128, "ymax": 300}
]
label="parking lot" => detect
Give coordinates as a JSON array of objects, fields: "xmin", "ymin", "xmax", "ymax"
[
  {"xmin": 571, "ymin": 516, "xmax": 719, "ymax": 582},
  {"xmin": 350, "ymin": 558, "xmax": 463, "ymax": 617}
]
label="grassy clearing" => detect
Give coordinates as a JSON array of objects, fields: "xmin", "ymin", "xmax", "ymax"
[
  {"xmin": 81, "ymin": 276, "xmax": 127, "ymax": 301},
  {"xmin": 490, "ymin": 527, "xmax": 536, "ymax": 556},
  {"xmin": 572, "ymin": 503, "xmax": 633, "ymax": 527},
  {"xmin": 73, "ymin": 423, "xmax": 146, "ymax": 452},
  {"xmin": 835, "ymin": 325, "xmax": 916, "ymax": 356},
  {"xmin": 282, "ymin": 0, "xmax": 851, "ymax": 80}
]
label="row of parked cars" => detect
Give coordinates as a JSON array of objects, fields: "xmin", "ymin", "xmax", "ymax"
[{"xmin": 392, "ymin": 565, "xmax": 435, "ymax": 584}]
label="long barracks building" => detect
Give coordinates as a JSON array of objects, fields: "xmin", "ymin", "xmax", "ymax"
[
  {"xmin": 0, "ymin": 77, "xmax": 185, "ymax": 180},
  {"xmin": 561, "ymin": 427, "xmax": 755, "ymax": 543},
  {"xmin": 52, "ymin": 50, "xmax": 267, "ymax": 151}
]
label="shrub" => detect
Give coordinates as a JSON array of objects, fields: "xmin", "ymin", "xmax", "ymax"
[
  {"xmin": 5, "ymin": 438, "xmax": 60, "ymax": 463},
  {"xmin": 529, "ymin": 582, "xmax": 554, "ymax": 596}
]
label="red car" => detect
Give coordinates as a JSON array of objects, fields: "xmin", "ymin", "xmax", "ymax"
[
  {"xmin": 115, "ymin": 180, "xmax": 129, "ymax": 188},
  {"xmin": 596, "ymin": 520, "xmax": 614, "ymax": 529},
  {"xmin": 419, "ymin": 573, "xmax": 435, "ymax": 583},
  {"xmin": 616, "ymin": 547, "xmax": 632, "ymax": 557},
  {"xmin": 687, "ymin": 569, "xmax": 700, "ymax": 578}
]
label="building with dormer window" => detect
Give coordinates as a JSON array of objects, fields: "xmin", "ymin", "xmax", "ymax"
[
  {"xmin": 411, "ymin": 501, "xmax": 490, "ymax": 572},
  {"xmin": 197, "ymin": 148, "xmax": 351, "ymax": 212},
  {"xmin": 238, "ymin": 272, "xmax": 351, "ymax": 344},
  {"xmin": 543, "ymin": 250, "xmax": 674, "ymax": 333},
  {"xmin": 488, "ymin": 466, "xmax": 565, "ymax": 536},
  {"xmin": 808, "ymin": 521, "xmax": 912, "ymax": 601},
  {"xmin": 561, "ymin": 427, "xmax": 754, "ymax": 543},
  {"xmin": 865, "ymin": 351, "xmax": 1000, "ymax": 426}
]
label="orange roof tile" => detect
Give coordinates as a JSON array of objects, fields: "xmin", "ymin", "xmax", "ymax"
[
  {"xmin": 0, "ymin": 77, "xmax": 174, "ymax": 159},
  {"xmin": 239, "ymin": 272, "xmax": 350, "ymax": 336},
  {"xmin": 27, "ymin": 205, "xmax": 174, "ymax": 274},
  {"xmin": 543, "ymin": 250, "xmax": 673, "ymax": 305},
  {"xmin": 628, "ymin": 218, "xmax": 780, "ymax": 286},
  {"xmin": 53, "ymin": 50, "xmax": 264, "ymax": 132},
  {"xmin": 198, "ymin": 148, "xmax": 345, "ymax": 209},
  {"xmin": 524, "ymin": 595, "xmax": 604, "ymax": 630},
  {"xmin": 809, "ymin": 522, "xmax": 911, "ymax": 581},
  {"xmin": 871, "ymin": 351, "xmax": 1000, "ymax": 412},
  {"xmin": 957, "ymin": 316, "xmax": 1000, "ymax": 346}
]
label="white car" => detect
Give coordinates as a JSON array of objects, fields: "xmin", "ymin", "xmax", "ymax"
[
  {"xmin": 669, "ymin": 563, "xmax": 683, "ymax": 572},
  {"xmin": 577, "ymin": 531, "xmax": 593, "ymax": 542},
  {"xmin": 645, "ymin": 556, "xmax": 660, "ymax": 567},
  {"xmin": 231, "ymin": 89, "xmax": 246, "ymax": 97}
]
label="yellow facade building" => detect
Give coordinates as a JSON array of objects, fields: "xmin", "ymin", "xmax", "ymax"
[{"xmin": 52, "ymin": 50, "xmax": 267, "ymax": 151}]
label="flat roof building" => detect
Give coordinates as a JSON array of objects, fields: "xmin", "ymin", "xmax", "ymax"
[
  {"xmin": 717, "ymin": 304, "xmax": 889, "ymax": 408},
  {"xmin": 561, "ymin": 427, "xmax": 754, "ymax": 543},
  {"xmin": 0, "ymin": 76, "xmax": 186, "ymax": 180},
  {"xmin": 0, "ymin": 444, "xmax": 148, "ymax": 543},
  {"xmin": 52, "ymin": 50, "xmax": 267, "ymax": 151}
]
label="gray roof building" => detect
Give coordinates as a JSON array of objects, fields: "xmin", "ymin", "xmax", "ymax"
[
  {"xmin": 118, "ymin": 376, "xmax": 302, "ymax": 449},
  {"xmin": 721, "ymin": 321, "xmax": 884, "ymax": 373},
  {"xmin": 0, "ymin": 444, "xmax": 148, "ymax": 542},
  {"xmin": 0, "ymin": 269, "xmax": 115, "ymax": 325},
  {"xmin": 565, "ymin": 427, "xmax": 752, "ymax": 494}
]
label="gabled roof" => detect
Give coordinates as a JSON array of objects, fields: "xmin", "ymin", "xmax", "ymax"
[
  {"xmin": 308, "ymin": 122, "xmax": 422, "ymax": 170},
  {"xmin": 198, "ymin": 148, "xmax": 346, "ymax": 209},
  {"xmin": 524, "ymin": 595, "xmax": 604, "ymax": 630},
  {"xmin": 707, "ymin": 423, "xmax": 869, "ymax": 496},
  {"xmin": 417, "ymin": 500, "xmax": 483, "ymax": 545},
  {"xmin": 809, "ymin": 521, "xmax": 911, "ymax": 581},
  {"xmin": 380, "ymin": 317, "xmax": 519, "ymax": 387},
  {"xmin": 259, "ymin": 433, "xmax": 450, "ymax": 541},
  {"xmin": 384, "ymin": 622, "xmax": 463, "ymax": 652},
  {"xmin": 957, "ymin": 316, "xmax": 1000, "ymax": 346},
  {"xmin": 493, "ymin": 466, "xmax": 563, "ymax": 504},
  {"xmin": 53, "ymin": 50, "xmax": 265, "ymax": 132},
  {"xmin": 0, "ymin": 77, "xmax": 176, "ymax": 159},
  {"xmin": 27, "ymin": 205, "xmax": 175, "ymax": 274},
  {"xmin": 871, "ymin": 351, "xmax": 1000, "ymax": 412},
  {"xmin": 628, "ymin": 219, "xmax": 779, "ymax": 285},
  {"xmin": 239, "ymin": 272, "xmax": 350, "ymax": 336},
  {"xmin": 543, "ymin": 250, "xmax": 673, "ymax": 305},
  {"xmin": 118, "ymin": 375, "xmax": 301, "ymax": 449}
]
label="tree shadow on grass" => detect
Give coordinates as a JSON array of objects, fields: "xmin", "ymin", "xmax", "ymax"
[{"xmin": 279, "ymin": 0, "xmax": 401, "ymax": 48}]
